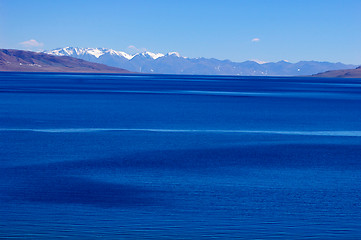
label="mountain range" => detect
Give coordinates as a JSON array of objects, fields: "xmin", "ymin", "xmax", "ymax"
[
  {"xmin": 0, "ymin": 49, "xmax": 130, "ymax": 73},
  {"xmin": 45, "ymin": 47, "xmax": 357, "ymax": 76}
]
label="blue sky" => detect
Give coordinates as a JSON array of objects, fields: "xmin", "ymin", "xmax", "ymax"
[{"xmin": 1, "ymin": 0, "xmax": 360, "ymax": 64}]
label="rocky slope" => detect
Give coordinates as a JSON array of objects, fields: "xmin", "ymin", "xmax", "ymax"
[{"xmin": 312, "ymin": 66, "xmax": 361, "ymax": 78}]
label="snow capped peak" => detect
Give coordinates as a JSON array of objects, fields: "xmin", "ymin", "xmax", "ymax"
[
  {"xmin": 251, "ymin": 59, "xmax": 268, "ymax": 64},
  {"xmin": 104, "ymin": 49, "xmax": 133, "ymax": 60},
  {"xmin": 166, "ymin": 52, "xmax": 181, "ymax": 57},
  {"xmin": 46, "ymin": 47, "xmax": 76, "ymax": 56},
  {"xmin": 45, "ymin": 47, "xmax": 103, "ymax": 58},
  {"xmin": 135, "ymin": 51, "xmax": 164, "ymax": 59},
  {"xmin": 84, "ymin": 48, "xmax": 104, "ymax": 58},
  {"xmin": 45, "ymin": 47, "xmax": 134, "ymax": 59},
  {"xmin": 45, "ymin": 47, "xmax": 186, "ymax": 61}
]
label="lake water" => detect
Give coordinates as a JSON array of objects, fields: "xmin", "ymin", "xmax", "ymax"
[{"xmin": 1, "ymin": 72, "xmax": 361, "ymax": 239}]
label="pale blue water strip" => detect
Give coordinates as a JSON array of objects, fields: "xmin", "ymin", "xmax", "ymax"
[{"xmin": 1, "ymin": 128, "xmax": 361, "ymax": 136}]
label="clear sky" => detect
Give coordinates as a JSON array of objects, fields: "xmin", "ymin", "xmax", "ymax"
[{"xmin": 1, "ymin": 0, "xmax": 360, "ymax": 64}]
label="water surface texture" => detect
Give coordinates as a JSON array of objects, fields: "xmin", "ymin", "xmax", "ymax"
[{"xmin": 1, "ymin": 72, "xmax": 361, "ymax": 239}]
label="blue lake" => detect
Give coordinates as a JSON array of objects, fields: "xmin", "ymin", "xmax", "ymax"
[{"xmin": 1, "ymin": 72, "xmax": 361, "ymax": 239}]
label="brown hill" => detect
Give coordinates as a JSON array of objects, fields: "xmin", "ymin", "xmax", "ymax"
[
  {"xmin": 312, "ymin": 66, "xmax": 361, "ymax": 78},
  {"xmin": 0, "ymin": 49, "xmax": 131, "ymax": 73}
]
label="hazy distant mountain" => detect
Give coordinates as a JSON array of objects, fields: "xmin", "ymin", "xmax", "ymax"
[
  {"xmin": 45, "ymin": 47, "xmax": 357, "ymax": 76},
  {"xmin": 312, "ymin": 66, "xmax": 361, "ymax": 78},
  {"xmin": 0, "ymin": 49, "xmax": 131, "ymax": 73}
]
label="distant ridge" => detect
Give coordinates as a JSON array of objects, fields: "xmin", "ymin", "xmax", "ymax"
[
  {"xmin": 0, "ymin": 49, "xmax": 131, "ymax": 73},
  {"xmin": 45, "ymin": 47, "xmax": 357, "ymax": 76},
  {"xmin": 312, "ymin": 66, "xmax": 361, "ymax": 78}
]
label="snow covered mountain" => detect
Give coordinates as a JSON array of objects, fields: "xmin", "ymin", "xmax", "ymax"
[
  {"xmin": 45, "ymin": 47, "xmax": 167, "ymax": 60},
  {"xmin": 44, "ymin": 47, "xmax": 357, "ymax": 76},
  {"xmin": 0, "ymin": 49, "xmax": 130, "ymax": 73}
]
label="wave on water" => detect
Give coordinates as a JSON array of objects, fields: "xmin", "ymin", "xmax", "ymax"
[
  {"xmin": 3, "ymin": 87, "xmax": 361, "ymax": 99},
  {"xmin": 1, "ymin": 128, "xmax": 361, "ymax": 136}
]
